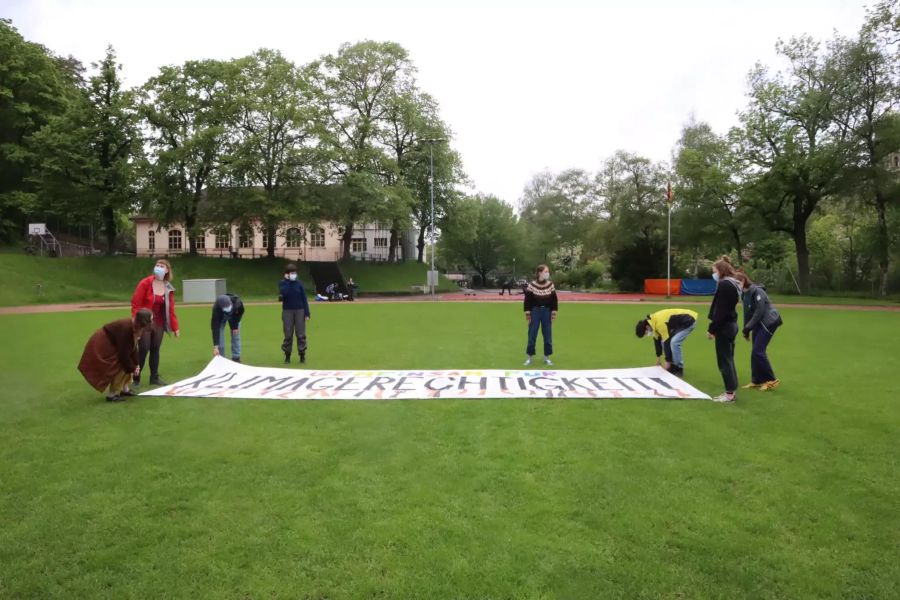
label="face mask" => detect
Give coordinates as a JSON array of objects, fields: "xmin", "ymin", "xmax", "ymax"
[
  {"xmin": 646, "ymin": 328, "xmax": 653, "ymax": 338},
  {"xmin": 712, "ymin": 272, "xmax": 720, "ymax": 282},
  {"xmin": 288, "ymin": 273, "xmax": 297, "ymax": 281},
  {"xmin": 540, "ymin": 272, "xmax": 550, "ymax": 282},
  {"xmin": 223, "ymin": 306, "xmax": 232, "ymax": 314},
  {"xmin": 153, "ymin": 266, "xmax": 167, "ymax": 280}
]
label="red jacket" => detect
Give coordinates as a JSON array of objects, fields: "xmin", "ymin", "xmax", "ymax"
[{"xmin": 131, "ymin": 275, "xmax": 179, "ymax": 333}]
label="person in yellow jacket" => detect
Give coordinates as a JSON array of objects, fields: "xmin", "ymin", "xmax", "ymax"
[{"xmin": 635, "ymin": 308, "xmax": 699, "ymax": 378}]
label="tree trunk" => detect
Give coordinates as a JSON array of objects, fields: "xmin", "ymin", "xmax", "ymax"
[
  {"xmin": 341, "ymin": 222, "xmax": 354, "ymax": 260},
  {"xmin": 417, "ymin": 224, "xmax": 426, "ymax": 263},
  {"xmin": 388, "ymin": 228, "xmax": 399, "ymax": 263},
  {"xmin": 478, "ymin": 267, "xmax": 489, "ymax": 288},
  {"xmin": 186, "ymin": 207, "xmax": 198, "ymax": 256},
  {"xmin": 266, "ymin": 222, "xmax": 276, "ymax": 259},
  {"xmin": 875, "ymin": 195, "xmax": 889, "ymax": 296},
  {"xmin": 102, "ymin": 205, "xmax": 116, "ymax": 256},
  {"xmin": 794, "ymin": 222, "xmax": 810, "ymax": 294}
]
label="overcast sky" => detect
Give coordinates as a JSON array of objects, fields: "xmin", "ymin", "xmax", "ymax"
[{"xmin": 7, "ymin": 0, "xmax": 868, "ymax": 205}]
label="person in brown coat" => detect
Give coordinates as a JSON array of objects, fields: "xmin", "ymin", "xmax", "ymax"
[{"xmin": 78, "ymin": 309, "xmax": 154, "ymax": 402}]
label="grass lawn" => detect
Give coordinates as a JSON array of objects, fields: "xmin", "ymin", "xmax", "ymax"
[
  {"xmin": 0, "ymin": 255, "xmax": 455, "ymax": 306},
  {"xmin": 1, "ymin": 302, "xmax": 898, "ymax": 599}
]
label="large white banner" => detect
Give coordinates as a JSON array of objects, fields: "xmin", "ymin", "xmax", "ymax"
[{"xmin": 140, "ymin": 356, "xmax": 711, "ymax": 401}]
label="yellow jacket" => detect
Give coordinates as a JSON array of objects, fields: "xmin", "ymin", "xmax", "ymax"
[{"xmin": 648, "ymin": 308, "xmax": 699, "ymax": 341}]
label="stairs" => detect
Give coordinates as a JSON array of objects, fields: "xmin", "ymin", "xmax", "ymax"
[{"xmin": 307, "ymin": 262, "xmax": 348, "ymax": 296}]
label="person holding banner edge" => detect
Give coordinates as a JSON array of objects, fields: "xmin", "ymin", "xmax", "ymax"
[
  {"xmin": 211, "ymin": 293, "xmax": 244, "ymax": 362},
  {"xmin": 523, "ymin": 264, "xmax": 558, "ymax": 366},
  {"xmin": 635, "ymin": 308, "xmax": 698, "ymax": 377}
]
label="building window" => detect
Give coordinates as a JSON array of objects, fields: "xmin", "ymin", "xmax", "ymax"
[
  {"xmin": 194, "ymin": 233, "xmax": 205, "ymax": 250},
  {"xmin": 168, "ymin": 229, "xmax": 183, "ymax": 250},
  {"xmin": 309, "ymin": 227, "xmax": 325, "ymax": 248},
  {"xmin": 262, "ymin": 232, "xmax": 268, "ymax": 249},
  {"xmin": 374, "ymin": 237, "xmax": 388, "ymax": 248},
  {"xmin": 239, "ymin": 227, "xmax": 254, "ymax": 248},
  {"xmin": 215, "ymin": 230, "xmax": 230, "ymax": 249},
  {"xmin": 148, "ymin": 230, "xmax": 155, "ymax": 251},
  {"xmin": 351, "ymin": 238, "xmax": 367, "ymax": 253},
  {"xmin": 285, "ymin": 227, "xmax": 302, "ymax": 248}
]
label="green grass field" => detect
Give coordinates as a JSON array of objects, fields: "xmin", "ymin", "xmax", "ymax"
[
  {"xmin": 0, "ymin": 255, "xmax": 456, "ymax": 306},
  {"xmin": 1, "ymin": 302, "xmax": 899, "ymax": 599}
]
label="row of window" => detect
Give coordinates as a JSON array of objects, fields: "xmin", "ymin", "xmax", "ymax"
[{"xmin": 146, "ymin": 228, "xmax": 388, "ymax": 251}]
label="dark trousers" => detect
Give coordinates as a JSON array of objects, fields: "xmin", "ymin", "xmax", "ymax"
[
  {"xmin": 138, "ymin": 324, "xmax": 165, "ymax": 378},
  {"xmin": 526, "ymin": 306, "xmax": 553, "ymax": 357},
  {"xmin": 282, "ymin": 309, "xmax": 307, "ymax": 355},
  {"xmin": 500, "ymin": 284, "xmax": 513, "ymax": 295},
  {"xmin": 750, "ymin": 324, "xmax": 776, "ymax": 384},
  {"xmin": 714, "ymin": 321, "xmax": 738, "ymax": 392}
]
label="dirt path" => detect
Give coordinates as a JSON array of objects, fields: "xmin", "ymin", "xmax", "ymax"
[{"xmin": 1, "ymin": 292, "xmax": 898, "ymax": 314}]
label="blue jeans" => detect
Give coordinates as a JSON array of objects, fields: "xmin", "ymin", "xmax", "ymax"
[
  {"xmin": 526, "ymin": 306, "xmax": 553, "ymax": 357},
  {"xmin": 217, "ymin": 324, "xmax": 241, "ymax": 359},
  {"xmin": 669, "ymin": 322, "xmax": 696, "ymax": 368},
  {"xmin": 750, "ymin": 324, "xmax": 776, "ymax": 384}
]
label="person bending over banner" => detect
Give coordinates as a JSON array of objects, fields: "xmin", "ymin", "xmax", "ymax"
[
  {"xmin": 735, "ymin": 271, "xmax": 783, "ymax": 392},
  {"xmin": 211, "ymin": 293, "xmax": 245, "ymax": 362},
  {"xmin": 635, "ymin": 308, "xmax": 698, "ymax": 378},
  {"xmin": 279, "ymin": 263, "xmax": 310, "ymax": 364},
  {"xmin": 707, "ymin": 255, "xmax": 742, "ymax": 403},
  {"xmin": 78, "ymin": 308, "xmax": 153, "ymax": 402},
  {"xmin": 523, "ymin": 264, "xmax": 558, "ymax": 366}
]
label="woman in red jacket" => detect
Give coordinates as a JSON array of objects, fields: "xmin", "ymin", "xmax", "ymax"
[{"xmin": 131, "ymin": 258, "xmax": 180, "ymax": 386}]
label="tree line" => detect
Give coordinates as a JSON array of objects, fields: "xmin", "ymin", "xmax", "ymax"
[
  {"xmin": 439, "ymin": 0, "xmax": 900, "ymax": 295},
  {"xmin": 0, "ymin": 21, "xmax": 464, "ymax": 261}
]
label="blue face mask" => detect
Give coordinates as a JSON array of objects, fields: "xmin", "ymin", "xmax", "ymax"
[
  {"xmin": 153, "ymin": 266, "xmax": 167, "ymax": 280},
  {"xmin": 712, "ymin": 272, "xmax": 720, "ymax": 283}
]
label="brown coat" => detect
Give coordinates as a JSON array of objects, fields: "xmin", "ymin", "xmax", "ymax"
[{"xmin": 78, "ymin": 319, "xmax": 140, "ymax": 392}]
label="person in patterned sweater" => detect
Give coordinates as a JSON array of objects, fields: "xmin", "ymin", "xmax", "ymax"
[{"xmin": 523, "ymin": 264, "xmax": 559, "ymax": 366}]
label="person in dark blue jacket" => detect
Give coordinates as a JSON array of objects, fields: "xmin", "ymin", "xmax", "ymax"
[
  {"xmin": 211, "ymin": 293, "xmax": 244, "ymax": 362},
  {"xmin": 279, "ymin": 263, "xmax": 311, "ymax": 364},
  {"xmin": 735, "ymin": 272, "xmax": 783, "ymax": 391}
]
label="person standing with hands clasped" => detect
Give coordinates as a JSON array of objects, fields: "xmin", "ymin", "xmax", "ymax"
[
  {"xmin": 523, "ymin": 264, "xmax": 558, "ymax": 366},
  {"xmin": 131, "ymin": 259, "xmax": 179, "ymax": 386},
  {"xmin": 279, "ymin": 264, "xmax": 310, "ymax": 364},
  {"xmin": 211, "ymin": 293, "xmax": 244, "ymax": 362},
  {"xmin": 707, "ymin": 256, "xmax": 742, "ymax": 403}
]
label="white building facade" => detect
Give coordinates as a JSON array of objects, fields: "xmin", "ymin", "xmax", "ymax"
[{"xmin": 132, "ymin": 217, "xmax": 418, "ymax": 262}]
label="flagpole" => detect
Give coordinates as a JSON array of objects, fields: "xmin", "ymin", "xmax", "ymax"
[{"xmin": 666, "ymin": 182, "xmax": 672, "ymax": 300}]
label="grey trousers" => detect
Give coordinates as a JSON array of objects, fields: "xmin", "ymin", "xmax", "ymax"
[{"xmin": 281, "ymin": 309, "xmax": 307, "ymax": 355}]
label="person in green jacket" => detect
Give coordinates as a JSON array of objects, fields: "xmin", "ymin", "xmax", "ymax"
[{"xmin": 635, "ymin": 308, "xmax": 699, "ymax": 378}]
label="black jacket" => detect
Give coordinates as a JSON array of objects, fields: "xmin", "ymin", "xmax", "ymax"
[
  {"xmin": 742, "ymin": 284, "xmax": 783, "ymax": 335},
  {"xmin": 211, "ymin": 293, "xmax": 245, "ymax": 345},
  {"xmin": 707, "ymin": 277, "xmax": 741, "ymax": 334}
]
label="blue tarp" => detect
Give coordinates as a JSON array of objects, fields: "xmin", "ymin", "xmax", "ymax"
[{"xmin": 680, "ymin": 279, "xmax": 717, "ymax": 296}]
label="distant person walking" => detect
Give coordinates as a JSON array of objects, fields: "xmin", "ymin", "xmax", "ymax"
[
  {"xmin": 523, "ymin": 264, "xmax": 558, "ymax": 366},
  {"xmin": 131, "ymin": 259, "xmax": 179, "ymax": 386},
  {"xmin": 279, "ymin": 263, "xmax": 310, "ymax": 364},
  {"xmin": 707, "ymin": 256, "xmax": 741, "ymax": 403},
  {"xmin": 735, "ymin": 272, "xmax": 783, "ymax": 391},
  {"xmin": 635, "ymin": 308, "xmax": 698, "ymax": 377},
  {"xmin": 78, "ymin": 308, "xmax": 153, "ymax": 402},
  {"xmin": 211, "ymin": 293, "xmax": 245, "ymax": 362},
  {"xmin": 499, "ymin": 278, "xmax": 514, "ymax": 296}
]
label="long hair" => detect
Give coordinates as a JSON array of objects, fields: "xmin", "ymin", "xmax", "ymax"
[
  {"xmin": 713, "ymin": 255, "xmax": 736, "ymax": 278},
  {"xmin": 155, "ymin": 258, "xmax": 173, "ymax": 282}
]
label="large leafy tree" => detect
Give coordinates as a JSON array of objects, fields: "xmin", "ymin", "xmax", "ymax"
[
  {"xmin": 736, "ymin": 36, "xmax": 848, "ymax": 291},
  {"xmin": 31, "ymin": 45, "xmax": 141, "ymax": 253},
  {"xmin": 308, "ymin": 41, "xmax": 414, "ymax": 258},
  {"xmin": 0, "ymin": 19, "xmax": 80, "ymax": 241},
  {"xmin": 223, "ymin": 49, "xmax": 317, "ymax": 257},
  {"xmin": 139, "ymin": 59, "xmax": 230, "ymax": 254},
  {"xmin": 439, "ymin": 194, "xmax": 519, "ymax": 285}
]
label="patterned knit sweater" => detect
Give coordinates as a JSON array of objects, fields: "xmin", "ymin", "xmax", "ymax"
[{"xmin": 523, "ymin": 280, "xmax": 559, "ymax": 312}]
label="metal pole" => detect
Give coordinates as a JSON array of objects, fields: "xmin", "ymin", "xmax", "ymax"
[
  {"xmin": 667, "ymin": 197, "xmax": 672, "ymax": 299},
  {"xmin": 429, "ymin": 144, "xmax": 435, "ymax": 300}
]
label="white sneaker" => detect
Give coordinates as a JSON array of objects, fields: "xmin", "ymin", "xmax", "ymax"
[
  {"xmin": 543, "ymin": 356, "xmax": 553, "ymax": 366},
  {"xmin": 711, "ymin": 393, "xmax": 735, "ymax": 403},
  {"xmin": 523, "ymin": 356, "xmax": 532, "ymax": 366}
]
